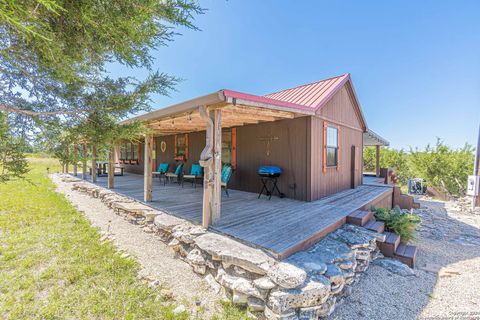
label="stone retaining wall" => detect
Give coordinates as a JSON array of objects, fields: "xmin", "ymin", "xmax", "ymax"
[{"xmin": 59, "ymin": 174, "xmax": 386, "ymax": 319}]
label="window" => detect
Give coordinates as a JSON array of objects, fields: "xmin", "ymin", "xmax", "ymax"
[
  {"xmin": 221, "ymin": 128, "xmax": 237, "ymax": 168},
  {"xmin": 119, "ymin": 142, "xmax": 140, "ymax": 164},
  {"xmin": 174, "ymin": 134, "xmax": 188, "ymax": 160},
  {"xmin": 326, "ymin": 126, "xmax": 338, "ymax": 167},
  {"xmin": 222, "ymin": 129, "xmax": 232, "ymax": 164}
]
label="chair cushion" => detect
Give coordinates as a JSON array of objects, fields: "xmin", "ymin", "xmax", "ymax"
[
  {"xmin": 221, "ymin": 166, "xmax": 232, "ymax": 184},
  {"xmin": 174, "ymin": 163, "xmax": 184, "ymax": 175},
  {"xmin": 190, "ymin": 164, "xmax": 203, "ymax": 176},
  {"xmin": 158, "ymin": 163, "xmax": 169, "ymax": 173}
]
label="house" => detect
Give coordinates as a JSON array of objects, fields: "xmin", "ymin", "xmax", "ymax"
[
  {"xmin": 99, "ymin": 73, "xmax": 412, "ymax": 258},
  {"xmin": 121, "ymin": 74, "xmax": 369, "ymax": 200}
]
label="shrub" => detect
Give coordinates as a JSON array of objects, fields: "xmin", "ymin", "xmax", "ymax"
[
  {"xmin": 409, "ymin": 139, "xmax": 474, "ymax": 197},
  {"xmin": 371, "ymin": 205, "xmax": 421, "ymax": 243}
]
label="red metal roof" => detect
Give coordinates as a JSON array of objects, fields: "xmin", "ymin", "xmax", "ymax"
[{"xmin": 263, "ymin": 73, "xmax": 350, "ymax": 111}]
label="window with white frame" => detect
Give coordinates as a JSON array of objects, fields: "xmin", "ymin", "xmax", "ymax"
[{"xmin": 326, "ymin": 126, "xmax": 338, "ymax": 167}]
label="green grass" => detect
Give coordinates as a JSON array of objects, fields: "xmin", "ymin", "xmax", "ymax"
[{"xmin": 0, "ymin": 158, "xmax": 249, "ymax": 319}]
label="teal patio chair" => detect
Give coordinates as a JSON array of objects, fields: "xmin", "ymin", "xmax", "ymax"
[
  {"xmin": 182, "ymin": 163, "xmax": 203, "ymax": 188},
  {"xmin": 165, "ymin": 162, "xmax": 184, "ymax": 184},
  {"xmin": 152, "ymin": 163, "xmax": 169, "ymax": 185},
  {"xmin": 221, "ymin": 165, "xmax": 233, "ymax": 197}
]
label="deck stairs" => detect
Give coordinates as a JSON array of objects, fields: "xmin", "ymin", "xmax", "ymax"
[{"xmin": 346, "ymin": 210, "xmax": 417, "ymax": 268}]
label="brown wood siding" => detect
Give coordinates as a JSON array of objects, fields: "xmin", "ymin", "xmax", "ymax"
[
  {"xmin": 232, "ymin": 117, "xmax": 308, "ymax": 200},
  {"xmin": 123, "ymin": 118, "xmax": 309, "ymax": 201},
  {"xmin": 308, "ymin": 85, "xmax": 364, "ymax": 201},
  {"xmin": 317, "ymin": 86, "xmax": 363, "ymax": 130}
]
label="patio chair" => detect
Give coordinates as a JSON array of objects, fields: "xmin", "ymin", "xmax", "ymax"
[
  {"xmin": 221, "ymin": 165, "xmax": 233, "ymax": 197},
  {"xmin": 152, "ymin": 163, "xmax": 169, "ymax": 185},
  {"xmin": 165, "ymin": 162, "xmax": 184, "ymax": 184},
  {"xmin": 181, "ymin": 163, "xmax": 203, "ymax": 188}
]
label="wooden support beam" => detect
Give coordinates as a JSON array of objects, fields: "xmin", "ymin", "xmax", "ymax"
[
  {"xmin": 108, "ymin": 147, "xmax": 115, "ymax": 189},
  {"xmin": 212, "ymin": 109, "xmax": 222, "ymax": 224},
  {"xmin": 144, "ymin": 134, "xmax": 153, "ymax": 202},
  {"xmin": 199, "ymin": 106, "xmax": 214, "ymax": 228},
  {"xmin": 376, "ymin": 145, "xmax": 381, "ymax": 177},
  {"xmin": 226, "ymin": 105, "xmax": 295, "ymax": 119},
  {"xmin": 92, "ymin": 145, "xmax": 97, "ymax": 183},
  {"xmin": 82, "ymin": 144, "xmax": 87, "ymax": 180}
]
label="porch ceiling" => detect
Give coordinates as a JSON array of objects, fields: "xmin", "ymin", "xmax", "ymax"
[{"xmin": 147, "ymin": 103, "xmax": 298, "ymax": 136}]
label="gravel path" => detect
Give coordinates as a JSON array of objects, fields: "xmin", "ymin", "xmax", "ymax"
[
  {"xmin": 52, "ymin": 176, "xmax": 222, "ymax": 319},
  {"xmin": 330, "ymin": 198, "xmax": 480, "ymax": 320}
]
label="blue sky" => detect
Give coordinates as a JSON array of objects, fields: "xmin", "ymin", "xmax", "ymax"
[{"xmin": 108, "ymin": 0, "xmax": 480, "ymax": 150}]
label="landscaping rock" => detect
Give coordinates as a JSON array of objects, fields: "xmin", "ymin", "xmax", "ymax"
[
  {"xmin": 267, "ymin": 277, "xmax": 331, "ymax": 313},
  {"xmin": 267, "ymin": 262, "xmax": 307, "ymax": 289},
  {"xmin": 324, "ymin": 264, "xmax": 345, "ymax": 286},
  {"xmin": 373, "ymin": 258, "xmax": 415, "ymax": 276},
  {"xmin": 248, "ymin": 297, "xmax": 266, "ymax": 312},
  {"xmin": 264, "ymin": 306, "xmax": 298, "ymax": 320},
  {"xmin": 195, "ymin": 233, "xmax": 275, "ymax": 275},
  {"xmin": 254, "ymin": 277, "xmax": 277, "ymax": 290},
  {"xmin": 153, "ymin": 214, "xmax": 186, "ymax": 233}
]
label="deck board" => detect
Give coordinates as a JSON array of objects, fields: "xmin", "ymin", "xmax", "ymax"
[{"xmin": 88, "ymin": 173, "xmax": 391, "ymax": 257}]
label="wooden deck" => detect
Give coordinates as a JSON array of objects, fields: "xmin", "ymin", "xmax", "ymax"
[{"xmin": 90, "ymin": 173, "xmax": 392, "ymax": 258}]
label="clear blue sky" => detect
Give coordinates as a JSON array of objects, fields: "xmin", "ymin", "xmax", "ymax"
[{"xmin": 108, "ymin": 0, "xmax": 480, "ymax": 150}]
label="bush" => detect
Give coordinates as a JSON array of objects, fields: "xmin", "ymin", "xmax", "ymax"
[
  {"xmin": 364, "ymin": 139, "xmax": 475, "ymax": 197},
  {"xmin": 409, "ymin": 139, "xmax": 474, "ymax": 197},
  {"xmin": 363, "ymin": 147, "xmax": 412, "ymax": 185},
  {"xmin": 371, "ymin": 206, "xmax": 421, "ymax": 243}
]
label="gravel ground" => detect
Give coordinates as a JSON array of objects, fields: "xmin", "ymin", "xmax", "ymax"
[
  {"xmin": 53, "ymin": 176, "xmax": 223, "ymax": 319},
  {"xmin": 330, "ymin": 198, "xmax": 480, "ymax": 320}
]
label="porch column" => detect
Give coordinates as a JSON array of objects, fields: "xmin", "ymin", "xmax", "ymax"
[
  {"xmin": 199, "ymin": 106, "xmax": 213, "ymax": 227},
  {"xmin": 82, "ymin": 144, "xmax": 87, "ymax": 180},
  {"xmin": 375, "ymin": 145, "xmax": 380, "ymax": 177},
  {"xmin": 144, "ymin": 134, "xmax": 153, "ymax": 202},
  {"xmin": 107, "ymin": 146, "xmax": 115, "ymax": 189},
  {"xmin": 92, "ymin": 145, "xmax": 97, "ymax": 183},
  {"xmin": 212, "ymin": 109, "xmax": 222, "ymax": 224},
  {"xmin": 73, "ymin": 144, "xmax": 78, "ymax": 176},
  {"xmin": 199, "ymin": 106, "xmax": 222, "ymax": 227}
]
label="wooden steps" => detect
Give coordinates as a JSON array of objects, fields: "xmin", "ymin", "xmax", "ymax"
[
  {"xmin": 347, "ymin": 209, "xmax": 417, "ymax": 268},
  {"xmin": 378, "ymin": 232, "xmax": 400, "ymax": 257},
  {"xmin": 364, "ymin": 220, "xmax": 385, "ymax": 233},
  {"xmin": 346, "ymin": 210, "xmax": 373, "ymax": 227},
  {"xmin": 394, "ymin": 243, "xmax": 417, "ymax": 268}
]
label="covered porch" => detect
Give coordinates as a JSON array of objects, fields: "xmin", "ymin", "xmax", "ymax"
[{"xmin": 91, "ymin": 172, "xmax": 392, "ymax": 258}]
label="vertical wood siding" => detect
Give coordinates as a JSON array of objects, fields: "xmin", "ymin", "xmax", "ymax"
[{"xmin": 307, "ymin": 85, "xmax": 364, "ymax": 201}]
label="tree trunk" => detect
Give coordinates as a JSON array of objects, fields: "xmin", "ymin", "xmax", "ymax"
[
  {"xmin": 92, "ymin": 145, "xmax": 97, "ymax": 183},
  {"xmin": 82, "ymin": 144, "xmax": 87, "ymax": 180}
]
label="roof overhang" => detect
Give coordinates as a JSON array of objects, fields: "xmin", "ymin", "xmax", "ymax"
[
  {"xmin": 121, "ymin": 89, "xmax": 316, "ymax": 136},
  {"xmin": 363, "ymin": 129, "xmax": 390, "ymax": 146}
]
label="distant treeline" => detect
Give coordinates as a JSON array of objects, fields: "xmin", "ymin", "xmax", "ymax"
[{"xmin": 364, "ymin": 139, "xmax": 475, "ymax": 197}]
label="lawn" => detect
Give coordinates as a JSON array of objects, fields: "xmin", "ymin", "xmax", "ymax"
[{"xmin": 0, "ymin": 158, "xmax": 248, "ymax": 319}]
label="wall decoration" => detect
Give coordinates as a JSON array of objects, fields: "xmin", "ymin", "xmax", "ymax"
[
  {"xmin": 259, "ymin": 129, "xmax": 279, "ymax": 156},
  {"xmin": 160, "ymin": 141, "xmax": 167, "ymax": 153}
]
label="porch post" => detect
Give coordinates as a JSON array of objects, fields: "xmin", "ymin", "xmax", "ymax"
[
  {"xmin": 92, "ymin": 145, "xmax": 97, "ymax": 183},
  {"xmin": 212, "ymin": 109, "xmax": 222, "ymax": 224},
  {"xmin": 199, "ymin": 106, "xmax": 214, "ymax": 228},
  {"xmin": 108, "ymin": 146, "xmax": 115, "ymax": 189},
  {"xmin": 82, "ymin": 144, "xmax": 87, "ymax": 180},
  {"xmin": 144, "ymin": 134, "xmax": 153, "ymax": 202},
  {"xmin": 73, "ymin": 144, "xmax": 78, "ymax": 176},
  {"xmin": 375, "ymin": 145, "xmax": 380, "ymax": 177}
]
